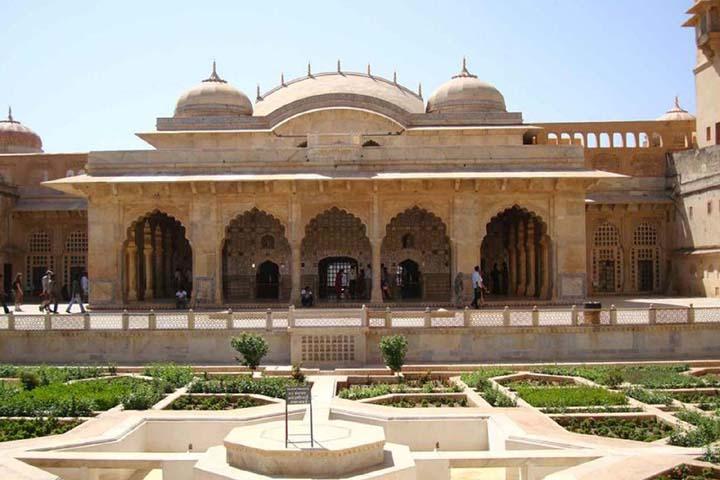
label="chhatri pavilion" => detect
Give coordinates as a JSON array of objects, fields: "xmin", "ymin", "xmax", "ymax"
[{"xmin": 0, "ymin": 56, "xmax": 706, "ymax": 308}]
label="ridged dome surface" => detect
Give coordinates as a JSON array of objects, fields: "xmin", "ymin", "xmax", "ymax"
[
  {"xmin": 175, "ymin": 63, "xmax": 253, "ymax": 117},
  {"xmin": 426, "ymin": 59, "xmax": 506, "ymax": 114},
  {"xmin": 0, "ymin": 108, "xmax": 43, "ymax": 153},
  {"xmin": 657, "ymin": 96, "xmax": 695, "ymax": 121}
]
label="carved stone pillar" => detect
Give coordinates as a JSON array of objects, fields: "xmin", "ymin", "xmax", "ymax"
[
  {"xmin": 127, "ymin": 239, "xmax": 138, "ymax": 301},
  {"xmin": 290, "ymin": 242, "xmax": 301, "ymax": 305},
  {"xmin": 154, "ymin": 225, "xmax": 164, "ymax": 297},
  {"xmin": 163, "ymin": 227, "xmax": 173, "ymax": 295},
  {"xmin": 526, "ymin": 220, "xmax": 536, "ymax": 297},
  {"xmin": 507, "ymin": 225, "xmax": 516, "ymax": 296},
  {"xmin": 517, "ymin": 220, "xmax": 527, "ymax": 297},
  {"xmin": 540, "ymin": 235, "xmax": 551, "ymax": 299},
  {"xmin": 371, "ymin": 239, "xmax": 382, "ymax": 303},
  {"xmin": 143, "ymin": 221, "xmax": 154, "ymax": 300}
]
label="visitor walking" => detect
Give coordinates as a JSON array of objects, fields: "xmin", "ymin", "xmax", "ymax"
[
  {"xmin": 66, "ymin": 275, "xmax": 86, "ymax": 313},
  {"xmin": 381, "ymin": 266, "xmax": 391, "ymax": 300},
  {"xmin": 44, "ymin": 273, "xmax": 59, "ymax": 314},
  {"xmin": 470, "ymin": 265, "xmax": 484, "ymax": 309},
  {"xmin": 453, "ymin": 272, "xmax": 464, "ymax": 307},
  {"xmin": 39, "ymin": 270, "xmax": 52, "ymax": 312},
  {"xmin": 349, "ymin": 266, "xmax": 357, "ymax": 299},
  {"xmin": 175, "ymin": 288, "xmax": 188, "ymax": 309},
  {"xmin": 80, "ymin": 271, "xmax": 89, "ymax": 302},
  {"xmin": 0, "ymin": 274, "xmax": 8, "ymax": 314},
  {"xmin": 12, "ymin": 273, "xmax": 23, "ymax": 312}
]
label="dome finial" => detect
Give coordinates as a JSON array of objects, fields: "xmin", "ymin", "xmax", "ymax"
[
  {"xmin": 203, "ymin": 60, "xmax": 227, "ymax": 83},
  {"xmin": 452, "ymin": 56, "xmax": 477, "ymax": 79},
  {"xmin": 7, "ymin": 106, "xmax": 13, "ymax": 122},
  {"xmin": 367, "ymin": 63, "xmax": 371, "ymax": 76},
  {"xmin": 418, "ymin": 82, "xmax": 423, "ymax": 98},
  {"xmin": 256, "ymin": 84, "xmax": 262, "ymax": 102},
  {"xmin": 337, "ymin": 59, "xmax": 341, "ymax": 73},
  {"xmin": 393, "ymin": 70, "xmax": 397, "ymax": 84},
  {"xmin": 674, "ymin": 95, "xmax": 681, "ymax": 109},
  {"xmin": 281, "ymin": 72, "xmax": 286, "ymax": 86},
  {"xmin": 307, "ymin": 62, "xmax": 312, "ymax": 77}
]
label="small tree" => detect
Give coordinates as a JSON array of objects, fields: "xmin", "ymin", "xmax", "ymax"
[
  {"xmin": 231, "ymin": 333, "xmax": 269, "ymax": 370},
  {"xmin": 379, "ymin": 335, "xmax": 408, "ymax": 374}
]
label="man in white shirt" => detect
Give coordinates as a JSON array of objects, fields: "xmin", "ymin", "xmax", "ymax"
[{"xmin": 470, "ymin": 265, "xmax": 483, "ymax": 309}]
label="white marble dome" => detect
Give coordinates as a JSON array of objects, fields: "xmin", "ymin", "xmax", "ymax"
[
  {"xmin": 0, "ymin": 107, "xmax": 43, "ymax": 153},
  {"xmin": 657, "ymin": 96, "xmax": 695, "ymax": 121},
  {"xmin": 175, "ymin": 62, "xmax": 253, "ymax": 117},
  {"xmin": 426, "ymin": 59, "xmax": 506, "ymax": 114}
]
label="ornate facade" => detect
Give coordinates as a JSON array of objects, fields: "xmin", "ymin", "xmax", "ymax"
[{"xmin": 1, "ymin": 5, "xmax": 717, "ymax": 306}]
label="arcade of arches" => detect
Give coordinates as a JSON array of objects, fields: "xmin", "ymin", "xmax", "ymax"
[
  {"xmin": 481, "ymin": 207, "xmax": 551, "ymax": 299},
  {"xmin": 124, "ymin": 212, "xmax": 192, "ymax": 302},
  {"xmin": 119, "ymin": 205, "xmax": 562, "ymax": 304}
]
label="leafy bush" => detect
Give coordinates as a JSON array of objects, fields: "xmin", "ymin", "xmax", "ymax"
[
  {"xmin": 120, "ymin": 382, "xmax": 165, "ymax": 410},
  {"xmin": 189, "ymin": 376, "xmax": 302, "ymax": 399},
  {"xmin": 142, "ymin": 363, "xmax": 194, "ymax": 388},
  {"xmin": 231, "ymin": 334, "xmax": 269, "ymax": 370},
  {"xmin": 19, "ymin": 371, "xmax": 40, "ymax": 391},
  {"xmin": 670, "ymin": 410, "xmax": 720, "ymax": 447},
  {"xmin": 379, "ymin": 335, "xmax": 408, "ymax": 373},
  {"xmin": 668, "ymin": 391, "xmax": 720, "ymax": 404},
  {"xmin": 654, "ymin": 464, "xmax": 718, "ymax": 480},
  {"xmin": 460, "ymin": 369, "xmax": 513, "ymax": 390},
  {"xmin": 378, "ymin": 396, "xmax": 468, "ymax": 408},
  {"xmin": 0, "ymin": 377, "xmax": 154, "ymax": 417},
  {"xmin": 169, "ymin": 395, "xmax": 264, "ymax": 410},
  {"xmin": 337, "ymin": 380, "xmax": 459, "ymax": 401},
  {"xmin": 557, "ymin": 416, "xmax": 673, "ymax": 442},
  {"xmin": 0, "ymin": 418, "xmax": 83, "ymax": 442},
  {"xmin": 624, "ymin": 387, "xmax": 672, "ymax": 405},
  {"xmin": 482, "ymin": 386, "xmax": 517, "ymax": 407},
  {"xmin": 514, "ymin": 386, "xmax": 628, "ymax": 408}
]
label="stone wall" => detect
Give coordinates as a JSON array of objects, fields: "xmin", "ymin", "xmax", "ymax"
[{"xmin": 3, "ymin": 324, "xmax": 720, "ymax": 365}]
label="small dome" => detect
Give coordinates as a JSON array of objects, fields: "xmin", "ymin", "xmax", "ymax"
[
  {"xmin": 657, "ymin": 96, "xmax": 695, "ymax": 121},
  {"xmin": 0, "ymin": 107, "xmax": 43, "ymax": 153},
  {"xmin": 175, "ymin": 62, "xmax": 253, "ymax": 117},
  {"xmin": 426, "ymin": 59, "xmax": 506, "ymax": 114}
]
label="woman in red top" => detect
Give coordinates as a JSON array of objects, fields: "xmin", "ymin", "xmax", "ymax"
[{"xmin": 12, "ymin": 273, "xmax": 23, "ymax": 312}]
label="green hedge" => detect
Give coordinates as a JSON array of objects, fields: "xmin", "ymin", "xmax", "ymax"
[
  {"xmin": 534, "ymin": 365, "xmax": 714, "ymax": 389},
  {"xmin": 515, "ymin": 386, "xmax": 627, "ymax": 408},
  {"xmin": 142, "ymin": 363, "xmax": 194, "ymax": 388},
  {"xmin": 168, "ymin": 395, "xmax": 264, "ymax": 410},
  {"xmin": 557, "ymin": 416, "xmax": 673, "ymax": 442},
  {"xmin": 0, "ymin": 418, "xmax": 83, "ymax": 442},
  {"xmin": 188, "ymin": 377, "xmax": 303, "ymax": 399}
]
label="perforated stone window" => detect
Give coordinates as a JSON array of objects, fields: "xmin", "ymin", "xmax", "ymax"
[
  {"xmin": 633, "ymin": 223, "xmax": 658, "ymax": 246},
  {"xmin": 591, "ymin": 223, "xmax": 622, "ymax": 293},
  {"xmin": 300, "ymin": 335, "xmax": 355, "ymax": 363},
  {"xmin": 28, "ymin": 231, "xmax": 51, "ymax": 253},
  {"xmin": 593, "ymin": 223, "xmax": 620, "ymax": 247},
  {"xmin": 65, "ymin": 231, "xmax": 88, "ymax": 252}
]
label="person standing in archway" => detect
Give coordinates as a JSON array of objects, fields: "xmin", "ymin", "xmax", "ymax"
[
  {"xmin": 471, "ymin": 265, "xmax": 484, "ymax": 309},
  {"xmin": 335, "ymin": 269, "xmax": 344, "ymax": 300},
  {"xmin": 12, "ymin": 273, "xmax": 23, "ymax": 312}
]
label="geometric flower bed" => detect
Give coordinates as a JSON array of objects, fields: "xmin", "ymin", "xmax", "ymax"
[
  {"xmin": 553, "ymin": 415, "xmax": 674, "ymax": 442},
  {"xmin": 167, "ymin": 394, "xmax": 270, "ymax": 410},
  {"xmin": 459, "ymin": 369, "xmax": 516, "ymax": 407},
  {"xmin": 511, "ymin": 385, "xmax": 628, "ymax": 408},
  {"xmin": 188, "ymin": 376, "xmax": 306, "ymax": 399},
  {"xmin": 369, "ymin": 394, "xmax": 468, "ymax": 408},
  {"xmin": 0, "ymin": 418, "xmax": 84, "ymax": 442},
  {"xmin": 533, "ymin": 364, "xmax": 719, "ymax": 389}
]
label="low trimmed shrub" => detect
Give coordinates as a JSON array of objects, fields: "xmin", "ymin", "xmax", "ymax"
[
  {"xmin": 557, "ymin": 416, "xmax": 673, "ymax": 442},
  {"xmin": 169, "ymin": 395, "xmax": 263, "ymax": 410},
  {"xmin": 514, "ymin": 386, "xmax": 627, "ymax": 408},
  {"xmin": 0, "ymin": 418, "xmax": 83, "ymax": 442},
  {"xmin": 189, "ymin": 376, "xmax": 303, "ymax": 399},
  {"xmin": 142, "ymin": 363, "xmax": 194, "ymax": 388},
  {"xmin": 624, "ymin": 387, "xmax": 672, "ymax": 405}
]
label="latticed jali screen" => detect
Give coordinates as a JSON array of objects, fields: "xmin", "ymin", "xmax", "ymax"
[{"xmin": 300, "ymin": 334, "xmax": 356, "ymax": 363}]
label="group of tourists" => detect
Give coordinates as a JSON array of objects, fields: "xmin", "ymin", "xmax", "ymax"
[{"xmin": 0, "ymin": 270, "xmax": 89, "ymax": 314}]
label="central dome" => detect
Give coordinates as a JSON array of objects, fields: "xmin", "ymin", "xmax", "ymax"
[
  {"xmin": 175, "ymin": 62, "xmax": 253, "ymax": 117},
  {"xmin": 254, "ymin": 67, "xmax": 425, "ymax": 117},
  {"xmin": 657, "ymin": 96, "xmax": 695, "ymax": 121},
  {"xmin": 426, "ymin": 59, "xmax": 506, "ymax": 114}
]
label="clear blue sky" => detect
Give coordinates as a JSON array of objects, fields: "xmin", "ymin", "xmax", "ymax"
[{"xmin": 0, "ymin": 0, "xmax": 695, "ymax": 153}]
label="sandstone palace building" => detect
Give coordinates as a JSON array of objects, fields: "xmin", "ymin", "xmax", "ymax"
[{"xmin": 1, "ymin": 2, "xmax": 719, "ymax": 308}]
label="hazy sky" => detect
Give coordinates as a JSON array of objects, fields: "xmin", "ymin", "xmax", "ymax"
[{"xmin": 0, "ymin": 1, "xmax": 695, "ymax": 152}]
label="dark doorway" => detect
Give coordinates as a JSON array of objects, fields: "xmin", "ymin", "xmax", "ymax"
[
  {"xmin": 31, "ymin": 266, "xmax": 48, "ymax": 294},
  {"xmin": 398, "ymin": 259, "xmax": 421, "ymax": 299},
  {"xmin": 318, "ymin": 257, "xmax": 357, "ymax": 299},
  {"xmin": 256, "ymin": 261, "xmax": 279, "ymax": 299},
  {"xmin": 638, "ymin": 260, "xmax": 654, "ymax": 292},
  {"xmin": 598, "ymin": 260, "xmax": 615, "ymax": 292},
  {"xmin": 2, "ymin": 264, "xmax": 11, "ymax": 294},
  {"xmin": 716, "ymin": 122, "xmax": 720, "ymax": 146}
]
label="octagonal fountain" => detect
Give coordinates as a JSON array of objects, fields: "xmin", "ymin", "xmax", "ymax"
[{"xmin": 194, "ymin": 419, "xmax": 416, "ymax": 479}]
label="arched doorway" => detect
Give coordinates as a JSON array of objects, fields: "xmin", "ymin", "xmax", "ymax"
[
  {"xmin": 124, "ymin": 211, "xmax": 192, "ymax": 302},
  {"xmin": 318, "ymin": 256, "xmax": 358, "ymax": 299},
  {"xmin": 398, "ymin": 259, "xmax": 421, "ymax": 299},
  {"xmin": 481, "ymin": 206, "xmax": 551, "ymax": 299},
  {"xmin": 591, "ymin": 222, "xmax": 623, "ymax": 294},
  {"xmin": 256, "ymin": 261, "xmax": 280, "ymax": 299},
  {"xmin": 301, "ymin": 208, "xmax": 371, "ymax": 301},
  {"xmin": 222, "ymin": 209, "xmax": 291, "ymax": 302},
  {"xmin": 632, "ymin": 223, "xmax": 660, "ymax": 293},
  {"xmin": 381, "ymin": 206, "xmax": 450, "ymax": 301}
]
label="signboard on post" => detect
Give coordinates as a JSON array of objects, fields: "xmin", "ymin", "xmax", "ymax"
[{"xmin": 285, "ymin": 386, "xmax": 313, "ymax": 447}]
